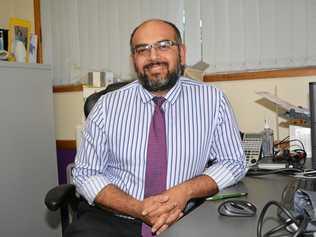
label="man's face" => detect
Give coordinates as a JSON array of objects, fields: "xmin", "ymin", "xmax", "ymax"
[{"xmin": 131, "ymin": 21, "xmax": 186, "ymax": 92}]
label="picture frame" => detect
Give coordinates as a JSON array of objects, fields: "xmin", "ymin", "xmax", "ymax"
[
  {"xmin": 0, "ymin": 28, "xmax": 9, "ymax": 51},
  {"xmin": 8, "ymin": 18, "xmax": 32, "ymax": 63}
]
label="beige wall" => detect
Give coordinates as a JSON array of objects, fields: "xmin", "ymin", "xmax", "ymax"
[
  {"xmin": 0, "ymin": 0, "xmax": 34, "ymax": 29},
  {"xmin": 54, "ymin": 76, "xmax": 315, "ymax": 141},
  {"xmin": 54, "ymin": 92, "xmax": 84, "ymax": 140}
]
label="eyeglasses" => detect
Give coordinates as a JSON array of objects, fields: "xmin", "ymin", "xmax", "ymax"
[{"xmin": 132, "ymin": 40, "xmax": 179, "ymax": 57}]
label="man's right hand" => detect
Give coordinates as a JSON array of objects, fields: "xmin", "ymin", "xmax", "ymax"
[
  {"xmin": 95, "ymin": 185, "xmax": 182, "ymax": 234},
  {"xmin": 138, "ymin": 194, "xmax": 183, "ymax": 234}
]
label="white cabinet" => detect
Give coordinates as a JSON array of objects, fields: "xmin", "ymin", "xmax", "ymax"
[{"xmin": 0, "ymin": 62, "xmax": 60, "ymax": 236}]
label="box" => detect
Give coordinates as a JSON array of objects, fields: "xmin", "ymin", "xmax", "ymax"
[
  {"xmin": 105, "ymin": 71, "xmax": 114, "ymax": 85},
  {"xmin": 289, "ymin": 125, "xmax": 311, "ymax": 158},
  {"xmin": 88, "ymin": 71, "xmax": 106, "ymax": 87}
]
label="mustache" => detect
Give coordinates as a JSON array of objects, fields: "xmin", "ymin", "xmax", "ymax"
[{"xmin": 143, "ymin": 61, "xmax": 168, "ymax": 70}]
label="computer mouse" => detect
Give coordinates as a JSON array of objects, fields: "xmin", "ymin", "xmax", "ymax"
[{"xmin": 218, "ymin": 200, "xmax": 257, "ymax": 217}]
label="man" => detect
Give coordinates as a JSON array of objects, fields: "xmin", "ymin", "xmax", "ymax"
[{"xmin": 67, "ymin": 19, "xmax": 246, "ymax": 237}]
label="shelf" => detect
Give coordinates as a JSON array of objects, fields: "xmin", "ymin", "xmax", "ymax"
[{"xmin": 0, "ymin": 61, "xmax": 51, "ymax": 70}]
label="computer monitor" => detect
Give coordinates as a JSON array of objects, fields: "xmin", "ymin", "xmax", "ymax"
[{"xmin": 309, "ymin": 82, "xmax": 316, "ymax": 169}]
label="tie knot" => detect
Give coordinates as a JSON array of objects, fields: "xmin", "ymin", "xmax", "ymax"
[{"xmin": 153, "ymin": 97, "xmax": 166, "ymax": 108}]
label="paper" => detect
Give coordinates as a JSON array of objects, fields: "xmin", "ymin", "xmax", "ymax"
[
  {"xmin": 256, "ymin": 91, "xmax": 309, "ymax": 115},
  {"xmin": 29, "ymin": 33, "xmax": 37, "ymax": 63}
]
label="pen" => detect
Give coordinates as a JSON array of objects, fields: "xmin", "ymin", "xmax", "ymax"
[{"xmin": 206, "ymin": 192, "xmax": 248, "ymax": 201}]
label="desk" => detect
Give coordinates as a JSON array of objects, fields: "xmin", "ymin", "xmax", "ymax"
[{"xmin": 162, "ymin": 175, "xmax": 293, "ymax": 237}]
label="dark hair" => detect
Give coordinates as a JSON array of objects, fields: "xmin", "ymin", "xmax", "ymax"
[{"xmin": 129, "ymin": 19, "xmax": 182, "ymax": 53}]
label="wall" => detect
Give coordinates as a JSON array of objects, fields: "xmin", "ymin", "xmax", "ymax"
[
  {"xmin": 0, "ymin": 0, "xmax": 34, "ymax": 29},
  {"xmin": 54, "ymin": 92, "xmax": 84, "ymax": 140}
]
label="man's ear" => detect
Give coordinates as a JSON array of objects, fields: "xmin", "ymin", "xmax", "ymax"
[
  {"xmin": 130, "ymin": 54, "xmax": 136, "ymax": 70},
  {"xmin": 179, "ymin": 44, "xmax": 186, "ymax": 65},
  {"xmin": 130, "ymin": 53, "xmax": 135, "ymax": 62}
]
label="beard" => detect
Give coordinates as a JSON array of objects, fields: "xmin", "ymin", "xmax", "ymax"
[{"xmin": 136, "ymin": 59, "xmax": 184, "ymax": 92}]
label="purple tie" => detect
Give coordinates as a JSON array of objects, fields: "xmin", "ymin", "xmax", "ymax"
[{"xmin": 142, "ymin": 97, "xmax": 167, "ymax": 237}]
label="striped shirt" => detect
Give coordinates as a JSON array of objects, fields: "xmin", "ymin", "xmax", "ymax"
[{"xmin": 73, "ymin": 77, "xmax": 246, "ymax": 204}]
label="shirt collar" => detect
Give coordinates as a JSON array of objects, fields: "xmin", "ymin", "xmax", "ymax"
[{"xmin": 137, "ymin": 77, "xmax": 183, "ymax": 105}]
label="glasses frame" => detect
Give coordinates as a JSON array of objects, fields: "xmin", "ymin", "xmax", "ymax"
[{"xmin": 132, "ymin": 40, "xmax": 179, "ymax": 57}]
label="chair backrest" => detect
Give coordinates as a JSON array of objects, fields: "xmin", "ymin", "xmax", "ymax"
[
  {"xmin": 70, "ymin": 81, "xmax": 132, "ymax": 184},
  {"xmin": 84, "ymin": 81, "xmax": 132, "ymax": 118},
  {"xmin": 58, "ymin": 81, "xmax": 133, "ymax": 231}
]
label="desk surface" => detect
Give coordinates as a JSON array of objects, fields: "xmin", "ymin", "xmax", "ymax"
[{"xmin": 162, "ymin": 175, "xmax": 292, "ymax": 237}]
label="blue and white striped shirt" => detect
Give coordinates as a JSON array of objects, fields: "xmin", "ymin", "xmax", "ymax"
[{"xmin": 73, "ymin": 77, "xmax": 246, "ymax": 204}]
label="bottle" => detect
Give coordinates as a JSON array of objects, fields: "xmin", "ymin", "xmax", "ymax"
[
  {"xmin": 15, "ymin": 40, "xmax": 26, "ymax": 63},
  {"xmin": 261, "ymin": 120, "xmax": 274, "ymax": 158}
]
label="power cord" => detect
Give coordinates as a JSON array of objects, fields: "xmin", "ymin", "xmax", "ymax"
[
  {"xmin": 247, "ymin": 168, "xmax": 303, "ymax": 177},
  {"xmin": 257, "ymin": 200, "xmax": 310, "ymax": 237},
  {"xmin": 276, "ymin": 138, "xmax": 305, "ymax": 150},
  {"xmin": 294, "ymin": 170, "xmax": 316, "ymax": 179},
  {"xmin": 247, "ymin": 136, "xmax": 307, "ymax": 176},
  {"xmin": 273, "ymin": 137, "xmax": 307, "ymax": 168}
]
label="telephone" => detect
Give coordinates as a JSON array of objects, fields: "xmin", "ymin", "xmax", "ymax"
[{"xmin": 241, "ymin": 133, "xmax": 263, "ymax": 167}]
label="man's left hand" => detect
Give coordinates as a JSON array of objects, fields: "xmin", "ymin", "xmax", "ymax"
[
  {"xmin": 143, "ymin": 175, "xmax": 218, "ymax": 235},
  {"xmin": 144, "ymin": 184, "xmax": 191, "ymax": 234}
]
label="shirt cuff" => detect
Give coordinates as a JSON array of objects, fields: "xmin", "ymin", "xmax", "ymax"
[
  {"xmin": 78, "ymin": 175, "xmax": 111, "ymax": 205},
  {"xmin": 203, "ymin": 164, "xmax": 237, "ymax": 191}
]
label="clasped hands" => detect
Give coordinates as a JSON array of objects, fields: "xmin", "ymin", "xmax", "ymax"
[{"xmin": 139, "ymin": 186, "xmax": 190, "ymax": 235}]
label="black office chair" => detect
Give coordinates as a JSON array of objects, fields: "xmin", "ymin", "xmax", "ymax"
[{"xmin": 45, "ymin": 80, "xmax": 205, "ymax": 234}]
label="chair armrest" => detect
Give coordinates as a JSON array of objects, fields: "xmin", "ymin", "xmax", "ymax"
[
  {"xmin": 45, "ymin": 184, "xmax": 76, "ymax": 211},
  {"xmin": 183, "ymin": 197, "xmax": 205, "ymax": 216}
]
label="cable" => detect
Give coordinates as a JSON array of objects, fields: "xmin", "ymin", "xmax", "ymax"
[
  {"xmin": 273, "ymin": 148, "xmax": 307, "ymax": 169},
  {"xmin": 289, "ymin": 144, "xmax": 303, "ymax": 150},
  {"xmin": 257, "ymin": 200, "xmax": 310, "ymax": 237},
  {"xmin": 277, "ymin": 139, "xmax": 305, "ymax": 151},
  {"xmin": 255, "ymin": 136, "xmax": 307, "ymax": 173},
  {"xmin": 293, "ymin": 213, "xmax": 309, "ymax": 237},
  {"xmin": 294, "ymin": 170, "xmax": 316, "ymax": 179},
  {"xmin": 274, "ymin": 136, "xmax": 290, "ymax": 147},
  {"xmin": 247, "ymin": 168, "xmax": 303, "ymax": 177},
  {"xmin": 262, "ymin": 218, "xmax": 294, "ymax": 236}
]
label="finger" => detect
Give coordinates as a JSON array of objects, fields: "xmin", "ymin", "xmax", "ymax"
[
  {"xmin": 177, "ymin": 211, "xmax": 184, "ymax": 220},
  {"xmin": 156, "ymin": 224, "xmax": 169, "ymax": 235},
  {"xmin": 152, "ymin": 194, "xmax": 169, "ymax": 203},
  {"xmin": 143, "ymin": 194, "xmax": 169, "ymax": 213},
  {"xmin": 151, "ymin": 214, "xmax": 168, "ymax": 233},
  {"xmin": 142, "ymin": 202, "xmax": 160, "ymax": 216},
  {"xmin": 148, "ymin": 202, "xmax": 177, "ymax": 217},
  {"xmin": 142, "ymin": 194, "xmax": 170, "ymax": 216},
  {"xmin": 165, "ymin": 209, "xmax": 183, "ymax": 225},
  {"xmin": 159, "ymin": 194, "xmax": 169, "ymax": 202}
]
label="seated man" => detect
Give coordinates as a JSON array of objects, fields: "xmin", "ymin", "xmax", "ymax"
[{"xmin": 67, "ymin": 19, "xmax": 246, "ymax": 237}]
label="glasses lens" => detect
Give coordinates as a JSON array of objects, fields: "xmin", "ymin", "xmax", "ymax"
[
  {"xmin": 134, "ymin": 45, "xmax": 149, "ymax": 55},
  {"xmin": 133, "ymin": 40, "xmax": 177, "ymax": 56},
  {"xmin": 157, "ymin": 40, "xmax": 174, "ymax": 51}
]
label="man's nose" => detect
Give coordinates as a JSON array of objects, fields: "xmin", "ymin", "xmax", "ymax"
[{"xmin": 148, "ymin": 47, "xmax": 159, "ymax": 60}]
